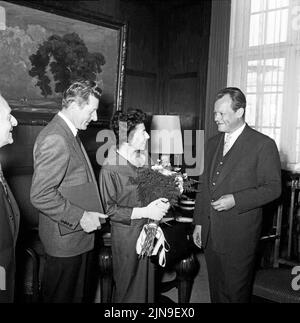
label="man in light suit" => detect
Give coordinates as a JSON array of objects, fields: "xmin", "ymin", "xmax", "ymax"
[
  {"xmin": 193, "ymin": 87, "xmax": 282, "ymax": 303},
  {"xmin": 31, "ymin": 80, "xmax": 107, "ymax": 303},
  {"xmin": 0, "ymin": 94, "xmax": 19, "ymax": 303}
]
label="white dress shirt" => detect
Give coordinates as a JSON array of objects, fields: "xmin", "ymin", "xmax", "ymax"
[
  {"xmin": 223, "ymin": 123, "xmax": 246, "ymax": 155},
  {"xmin": 58, "ymin": 111, "xmax": 78, "ymax": 137}
]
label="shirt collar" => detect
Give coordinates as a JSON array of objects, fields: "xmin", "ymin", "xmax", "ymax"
[
  {"xmin": 225, "ymin": 122, "xmax": 246, "ymax": 142},
  {"xmin": 58, "ymin": 111, "xmax": 78, "ymax": 137}
]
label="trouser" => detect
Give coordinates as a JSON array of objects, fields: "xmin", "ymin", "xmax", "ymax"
[
  {"xmin": 204, "ymin": 233, "xmax": 256, "ymax": 303},
  {"xmin": 41, "ymin": 250, "xmax": 97, "ymax": 303}
]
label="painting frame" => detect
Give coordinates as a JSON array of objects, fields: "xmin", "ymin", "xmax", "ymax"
[{"xmin": 0, "ymin": 0, "xmax": 128, "ymax": 126}]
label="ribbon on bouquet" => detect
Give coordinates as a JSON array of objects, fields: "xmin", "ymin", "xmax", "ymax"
[{"xmin": 136, "ymin": 224, "xmax": 170, "ymax": 267}]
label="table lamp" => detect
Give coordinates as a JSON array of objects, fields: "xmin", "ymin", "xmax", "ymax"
[{"xmin": 151, "ymin": 115, "xmax": 183, "ymax": 167}]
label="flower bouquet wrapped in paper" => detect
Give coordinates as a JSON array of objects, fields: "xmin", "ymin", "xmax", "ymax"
[{"xmin": 132, "ymin": 160, "xmax": 199, "ymax": 266}]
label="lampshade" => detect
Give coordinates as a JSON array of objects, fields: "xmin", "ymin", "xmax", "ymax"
[{"xmin": 151, "ymin": 115, "xmax": 183, "ymax": 154}]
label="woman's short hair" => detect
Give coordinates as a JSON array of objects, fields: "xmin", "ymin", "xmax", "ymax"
[
  {"xmin": 61, "ymin": 79, "xmax": 102, "ymax": 110},
  {"xmin": 111, "ymin": 109, "xmax": 147, "ymax": 144},
  {"xmin": 216, "ymin": 87, "xmax": 246, "ymax": 112}
]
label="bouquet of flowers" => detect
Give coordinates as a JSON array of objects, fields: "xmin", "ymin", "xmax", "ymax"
[{"xmin": 132, "ymin": 160, "xmax": 199, "ymax": 266}]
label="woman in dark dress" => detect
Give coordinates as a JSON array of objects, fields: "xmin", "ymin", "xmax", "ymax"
[{"xmin": 99, "ymin": 109, "xmax": 170, "ymax": 303}]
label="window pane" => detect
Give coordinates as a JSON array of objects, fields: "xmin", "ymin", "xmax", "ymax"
[
  {"xmin": 245, "ymin": 58, "xmax": 284, "ymax": 141},
  {"xmin": 266, "ymin": 9, "xmax": 288, "ymax": 44},
  {"xmin": 267, "ymin": 0, "xmax": 289, "ymax": 10},
  {"xmin": 245, "ymin": 94, "xmax": 257, "ymax": 125},
  {"xmin": 261, "ymin": 93, "xmax": 282, "ymax": 127},
  {"xmin": 247, "ymin": 61, "xmax": 258, "ymax": 93},
  {"xmin": 263, "ymin": 58, "xmax": 285, "ymax": 92},
  {"xmin": 249, "ymin": 13, "xmax": 264, "ymax": 46},
  {"xmin": 251, "ymin": 0, "xmax": 266, "ymax": 13}
]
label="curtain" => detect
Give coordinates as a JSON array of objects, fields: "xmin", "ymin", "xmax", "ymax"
[{"xmin": 228, "ymin": 0, "xmax": 300, "ymax": 170}]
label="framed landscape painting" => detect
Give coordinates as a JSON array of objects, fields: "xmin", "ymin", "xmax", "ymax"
[{"xmin": 0, "ymin": 0, "xmax": 127, "ymax": 125}]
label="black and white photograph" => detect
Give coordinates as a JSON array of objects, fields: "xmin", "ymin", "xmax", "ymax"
[{"xmin": 0, "ymin": 0, "xmax": 300, "ymax": 310}]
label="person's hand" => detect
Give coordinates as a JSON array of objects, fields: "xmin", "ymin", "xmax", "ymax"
[
  {"xmin": 211, "ymin": 194, "xmax": 235, "ymax": 212},
  {"xmin": 80, "ymin": 211, "xmax": 108, "ymax": 233},
  {"xmin": 193, "ymin": 225, "xmax": 202, "ymax": 249},
  {"xmin": 145, "ymin": 198, "xmax": 170, "ymax": 221}
]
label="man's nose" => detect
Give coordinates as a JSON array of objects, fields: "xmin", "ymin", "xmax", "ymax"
[
  {"xmin": 214, "ymin": 113, "xmax": 221, "ymax": 122},
  {"xmin": 11, "ymin": 115, "xmax": 18, "ymax": 127},
  {"xmin": 92, "ymin": 111, "xmax": 97, "ymax": 122}
]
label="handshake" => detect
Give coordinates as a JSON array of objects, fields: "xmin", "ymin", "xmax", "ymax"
[{"xmin": 80, "ymin": 211, "xmax": 108, "ymax": 233}]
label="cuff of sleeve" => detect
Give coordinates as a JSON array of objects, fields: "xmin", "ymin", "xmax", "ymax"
[{"xmin": 59, "ymin": 205, "xmax": 85, "ymax": 230}]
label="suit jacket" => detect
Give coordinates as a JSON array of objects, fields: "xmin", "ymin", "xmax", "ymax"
[
  {"xmin": 194, "ymin": 124, "xmax": 282, "ymax": 255},
  {"xmin": 30, "ymin": 114, "xmax": 103, "ymax": 257},
  {"xmin": 0, "ymin": 179, "xmax": 20, "ymax": 302}
]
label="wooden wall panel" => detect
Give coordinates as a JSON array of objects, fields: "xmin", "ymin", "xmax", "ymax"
[
  {"xmin": 119, "ymin": 1, "xmax": 158, "ymax": 73},
  {"xmin": 166, "ymin": 77, "xmax": 199, "ymax": 131},
  {"xmin": 158, "ymin": 1, "xmax": 212, "ymax": 131},
  {"xmin": 166, "ymin": 4, "xmax": 211, "ymax": 74},
  {"xmin": 123, "ymin": 75, "xmax": 158, "ymax": 113}
]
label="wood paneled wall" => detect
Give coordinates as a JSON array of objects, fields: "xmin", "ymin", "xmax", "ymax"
[{"xmin": 158, "ymin": 1, "xmax": 211, "ymax": 131}]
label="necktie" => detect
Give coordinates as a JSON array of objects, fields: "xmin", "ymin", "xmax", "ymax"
[
  {"xmin": 223, "ymin": 134, "xmax": 232, "ymax": 156},
  {"xmin": 75, "ymin": 134, "xmax": 96, "ymax": 184},
  {"xmin": 75, "ymin": 134, "xmax": 91, "ymax": 177}
]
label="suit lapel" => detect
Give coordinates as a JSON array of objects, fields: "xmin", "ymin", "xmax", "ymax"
[
  {"xmin": 54, "ymin": 115, "xmax": 102, "ymax": 206},
  {"xmin": 54, "ymin": 115, "xmax": 92, "ymax": 182},
  {"xmin": 211, "ymin": 125, "xmax": 250, "ymax": 191}
]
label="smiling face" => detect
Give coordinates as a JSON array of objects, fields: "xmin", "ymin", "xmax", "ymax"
[
  {"xmin": 0, "ymin": 95, "xmax": 18, "ymax": 148},
  {"xmin": 71, "ymin": 94, "xmax": 99, "ymax": 130},
  {"xmin": 214, "ymin": 94, "xmax": 244, "ymax": 134},
  {"xmin": 128, "ymin": 123, "xmax": 150, "ymax": 150}
]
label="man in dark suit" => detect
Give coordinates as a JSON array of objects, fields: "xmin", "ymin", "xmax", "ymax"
[
  {"xmin": 193, "ymin": 87, "xmax": 282, "ymax": 303},
  {"xmin": 30, "ymin": 80, "xmax": 107, "ymax": 303},
  {"xmin": 0, "ymin": 94, "xmax": 20, "ymax": 303}
]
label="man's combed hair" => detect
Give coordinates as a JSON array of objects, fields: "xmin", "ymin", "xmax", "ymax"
[
  {"xmin": 111, "ymin": 109, "xmax": 147, "ymax": 144},
  {"xmin": 216, "ymin": 87, "xmax": 246, "ymax": 112},
  {"xmin": 61, "ymin": 79, "xmax": 102, "ymax": 110}
]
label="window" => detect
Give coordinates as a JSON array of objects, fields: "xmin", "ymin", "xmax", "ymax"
[{"xmin": 228, "ymin": 0, "xmax": 300, "ymax": 168}]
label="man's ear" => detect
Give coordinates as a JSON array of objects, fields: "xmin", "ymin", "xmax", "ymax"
[
  {"xmin": 68, "ymin": 101, "xmax": 79, "ymax": 112},
  {"xmin": 236, "ymin": 108, "xmax": 245, "ymax": 119}
]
